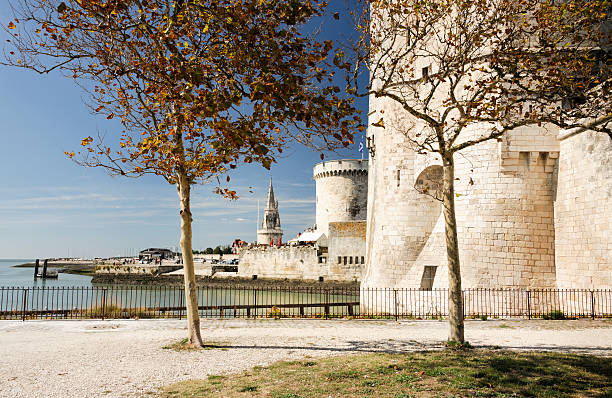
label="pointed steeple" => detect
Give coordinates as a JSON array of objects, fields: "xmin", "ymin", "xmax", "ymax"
[
  {"xmin": 266, "ymin": 178, "xmax": 276, "ymax": 209},
  {"xmin": 257, "ymin": 177, "xmax": 283, "ymax": 245}
]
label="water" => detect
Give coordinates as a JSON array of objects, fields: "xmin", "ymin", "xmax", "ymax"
[
  {"xmin": 0, "ymin": 259, "xmax": 93, "ymax": 287},
  {"xmin": 0, "ymin": 283, "xmax": 358, "ymax": 319},
  {"xmin": 0, "ymin": 259, "xmax": 359, "ymax": 318}
]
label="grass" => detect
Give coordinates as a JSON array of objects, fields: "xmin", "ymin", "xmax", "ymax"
[
  {"xmin": 159, "ymin": 349, "xmax": 611, "ymax": 397},
  {"xmin": 542, "ymin": 310, "xmax": 567, "ymax": 320},
  {"xmin": 76, "ymin": 304, "xmax": 160, "ymax": 319}
]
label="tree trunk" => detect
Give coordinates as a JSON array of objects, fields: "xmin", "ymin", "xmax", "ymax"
[
  {"xmin": 177, "ymin": 171, "xmax": 204, "ymax": 347},
  {"xmin": 442, "ymin": 152, "xmax": 464, "ymax": 343}
]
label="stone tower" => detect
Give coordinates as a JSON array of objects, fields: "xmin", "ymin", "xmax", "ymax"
[
  {"xmin": 257, "ymin": 178, "xmax": 283, "ymax": 245},
  {"xmin": 361, "ymin": 4, "xmax": 611, "ymax": 293},
  {"xmin": 361, "ymin": 9, "xmax": 561, "ymax": 292},
  {"xmin": 313, "ymin": 159, "xmax": 368, "ymax": 235}
]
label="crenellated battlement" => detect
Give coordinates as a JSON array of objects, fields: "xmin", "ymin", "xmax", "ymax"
[{"xmin": 313, "ymin": 159, "xmax": 368, "ymax": 180}]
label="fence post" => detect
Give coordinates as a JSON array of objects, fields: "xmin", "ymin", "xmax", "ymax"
[
  {"xmin": 324, "ymin": 290, "xmax": 329, "ymax": 318},
  {"xmin": 527, "ymin": 290, "xmax": 531, "ymax": 320},
  {"xmin": 178, "ymin": 290, "xmax": 183, "ymax": 320},
  {"xmin": 101, "ymin": 289, "xmax": 107, "ymax": 320},
  {"xmin": 254, "ymin": 289, "xmax": 257, "ymax": 319},
  {"xmin": 22, "ymin": 288, "xmax": 28, "ymax": 321},
  {"xmin": 394, "ymin": 290, "xmax": 398, "ymax": 321},
  {"xmin": 591, "ymin": 290, "xmax": 595, "ymax": 320}
]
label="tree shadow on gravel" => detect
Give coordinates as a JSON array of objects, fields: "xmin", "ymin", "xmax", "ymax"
[
  {"xmin": 203, "ymin": 340, "xmax": 611, "ymax": 356},
  {"xmin": 200, "ymin": 339, "xmax": 442, "ymax": 354}
]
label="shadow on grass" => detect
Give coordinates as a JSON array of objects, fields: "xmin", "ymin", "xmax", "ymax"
[
  {"xmin": 451, "ymin": 351, "xmax": 611, "ymax": 397},
  {"xmin": 160, "ymin": 350, "xmax": 612, "ymax": 397}
]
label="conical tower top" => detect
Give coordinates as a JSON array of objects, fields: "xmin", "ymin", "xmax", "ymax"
[{"xmin": 266, "ymin": 177, "xmax": 276, "ymax": 209}]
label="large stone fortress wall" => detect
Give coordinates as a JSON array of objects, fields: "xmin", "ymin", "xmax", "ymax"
[
  {"xmin": 313, "ymin": 159, "xmax": 368, "ymax": 235},
  {"xmin": 555, "ymin": 129, "xmax": 612, "ymax": 289},
  {"xmin": 361, "ymin": 2, "xmax": 611, "ymax": 292},
  {"xmin": 363, "ymin": 96, "xmax": 611, "ymax": 292},
  {"xmin": 238, "ymin": 246, "xmax": 320, "ymax": 280}
]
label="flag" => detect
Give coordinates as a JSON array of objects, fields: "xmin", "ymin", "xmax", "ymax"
[{"xmin": 359, "ymin": 135, "xmax": 365, "ymax": 160}]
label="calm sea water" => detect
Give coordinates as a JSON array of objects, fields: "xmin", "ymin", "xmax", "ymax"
[
  {"xmin": 0, "ymin": 259, "xmax": 93, "ymax": 287},
  {"xmin": 0, "ymin": 260, "xmax": 355, "ymax": 317}
]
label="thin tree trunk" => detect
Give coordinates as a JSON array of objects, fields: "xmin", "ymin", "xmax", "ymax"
[
  {"xmin": 177, "ymin": 171, "xmax": 204, "ymax": 347},
  {"xmin": 442, "ymin": 152, "xmax": 464, "ymax": 343}
]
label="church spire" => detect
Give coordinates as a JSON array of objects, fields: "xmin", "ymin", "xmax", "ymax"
[
  {"xmin": 266, "ymin": 177, "xmax": 276, "ymax": 209},
  {"xmin": 257, "ymin": 177, "xmax": 283, "ymax": 245}
]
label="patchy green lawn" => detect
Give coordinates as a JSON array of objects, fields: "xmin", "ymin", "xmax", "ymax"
[{"xmin": 158, "ymin": 349, "xmax": 611, "ymax": 397}]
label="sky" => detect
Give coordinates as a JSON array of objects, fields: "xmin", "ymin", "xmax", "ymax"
[{"xmin": 0, "ymin": 1, "xmax": 368, "ymax": 259}]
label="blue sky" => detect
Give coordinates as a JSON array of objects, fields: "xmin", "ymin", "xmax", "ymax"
[{"xmin": 0, "ymin": 1, "xmax": 368, "ymax": 258}]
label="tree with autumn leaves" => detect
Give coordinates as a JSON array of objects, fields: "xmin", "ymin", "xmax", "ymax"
[
  {"xmin": 352, "ymin": 0, "xmax": 610, "ymax": 342},
  {"xmin": 4, "ymin": 0, "xmax": 361, "ymax": 346}
]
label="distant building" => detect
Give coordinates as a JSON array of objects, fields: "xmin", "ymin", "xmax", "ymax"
[
  {"xmin": 139, "ymin": 248, "xmax": 175, "ymax": 261},
  {"xmin": 257, "ymin": 178, "xmax": 283, "ymax": 245}
]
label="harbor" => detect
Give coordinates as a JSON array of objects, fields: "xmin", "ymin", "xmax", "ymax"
[{"xmin": 0, "ymin": 259, "xmax": 93, "ymax": 288}]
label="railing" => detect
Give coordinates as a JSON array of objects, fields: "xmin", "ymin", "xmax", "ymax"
[{"xmin": 0, "ymin": 286, "xmax": 610, "ymax": 320}]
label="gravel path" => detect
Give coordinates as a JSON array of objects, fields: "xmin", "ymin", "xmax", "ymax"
[{"xmin": 1, "ymin": 318, "xmax": 610, "ymax": 397}]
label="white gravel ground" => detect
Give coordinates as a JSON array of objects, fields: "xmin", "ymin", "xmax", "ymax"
[{"xmin": 0, "ymin": 318, "xmax": 610, "ymax": 398}]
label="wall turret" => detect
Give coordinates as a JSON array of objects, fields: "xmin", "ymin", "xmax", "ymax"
[{"xmin": 313, "ymin": 159, "xmax": 368, "ymax": 235}]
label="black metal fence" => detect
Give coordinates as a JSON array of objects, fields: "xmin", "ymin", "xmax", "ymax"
[{"xmin": 0, "ymin": 286, "xmax": 610, "ymax": 320}]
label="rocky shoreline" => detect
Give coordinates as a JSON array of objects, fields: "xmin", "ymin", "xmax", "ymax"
[
  {"xmin": 14, "ymin": 261, "xmax": 96, "ymax": 276},
  {"xmin": 91, "ymin": 273, "xmax": 360, "ymax": 289}
]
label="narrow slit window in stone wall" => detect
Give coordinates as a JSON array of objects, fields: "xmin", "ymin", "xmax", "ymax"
[
  {"xmin": 338, "ymin": 256, "xmax": 342, "ymax": 264},
  {"xmin": 397, "ymin": 169, "xmax": 401, "ymax": 187},
  {"xmin": 361, "ymin": 256, "xmax": 365, "ymax": 264},
  {"xmin": 343, "ymin": 256, "xmax": 347, "ymax": 265}
]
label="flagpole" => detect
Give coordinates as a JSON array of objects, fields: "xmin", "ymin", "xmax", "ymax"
[{"xmin": 257, "ymin": 199, "xmax": 260, "ymax": 239}]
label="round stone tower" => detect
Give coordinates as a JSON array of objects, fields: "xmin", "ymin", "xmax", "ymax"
[
  {"xmin": 363, "ymin": 97, "xmax": 559, "ymax": 291},
  {"xmin": 313, "ymin": 159, "xmax": 368, "ymax": 235}
]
